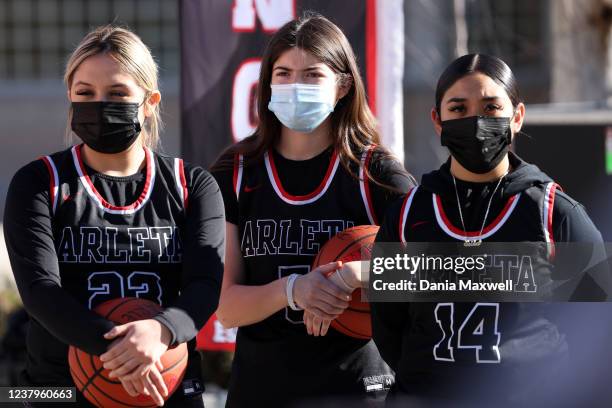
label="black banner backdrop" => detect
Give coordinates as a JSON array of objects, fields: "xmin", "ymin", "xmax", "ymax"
[{"xmin": 179, "ymin": 0, "xmax": 376, "ymax": 168}]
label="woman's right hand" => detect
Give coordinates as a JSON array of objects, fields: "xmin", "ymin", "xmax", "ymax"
[
  {"xmin": 303, "ymin": 310, "xmax": 332, "ymax": 336},
  {"xmin": 292, "ymin": 261, "xmax": 352, "ymax": 320},
  {"xmin": 119, "ymin": 360, "xmax": 167, "ymax": 406}
]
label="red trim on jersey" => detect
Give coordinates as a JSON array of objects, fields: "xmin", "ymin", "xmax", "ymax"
[
  {"xmin": 233, "ymin": 154, "xmax": 239, "ymax": 195},
  {"xmin": 75, "ymin": 144, "xmax": 153, "ymax": 211},
  {"xmin": 435, "ymin": 194, "xmax": 518, "ymax": 237},
  {"xmin": 363, "ymin": 145, "xmax": 378, "ymax": 224},
  {"xmin": 178, "ymin": 159, "xmax": 188, "ymax": 209},
  {"xmin": 233, "ymin": 153, "xmax": 245, "ymax": 200},
  {"xmin": 267, "ymin": 149, "xmax": 339, "ymax": 201},
  {"xmin": 398, "ymin": 187, "xmax": 415, "ymax": 243},
  {"xmin": 546, "ymin": 183, "xmax": 559, "ymax": 259},
  {"xmin": 40, "ymin": 156, "xmax": 56, "ymax": 212},
  {"xmin": 366, "ymin": 0, "xmax": 377, "ymax": 115}
]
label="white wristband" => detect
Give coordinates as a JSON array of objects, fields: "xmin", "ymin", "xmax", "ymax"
[{"xmin": 286, "ymin": 273, "xmax": 303, "ymax": 311}]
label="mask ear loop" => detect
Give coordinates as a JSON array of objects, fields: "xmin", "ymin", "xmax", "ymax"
[
  {"xmin": 333, "ymin": 72, "xmax": 352, "ymax": 108},
  {"xmin": 139, "ymin": 91, "xmax": 151, "ymax": 108},
  {"xmin": 508, "ymin": 107, "xmax": 519, "ymax": 143},
  {"xmin": 138, "ymin": 91, "xmax": 154, "ymax": 127},
  {"xmin": 136, "ymin": 92, "xmax": 152, "ymax": 145}
]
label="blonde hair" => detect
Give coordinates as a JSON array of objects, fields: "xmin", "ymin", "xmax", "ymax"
[{"xmin": 64, "ymin": 25, "xmax": 162, "ymax": 150}]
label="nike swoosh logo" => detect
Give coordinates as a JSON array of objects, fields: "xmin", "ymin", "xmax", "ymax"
[
  {"xmin": 411, "ymin": 220, "xmax": 429, "ymax": 228},
  {"xmin": 244, "ymin": 184, "xmax": 261, "ymax": 193}
]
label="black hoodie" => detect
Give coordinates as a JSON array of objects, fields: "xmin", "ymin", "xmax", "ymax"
[{"xmin": 370, "ymin": 152, "xmax": 611, "ymax": 406}]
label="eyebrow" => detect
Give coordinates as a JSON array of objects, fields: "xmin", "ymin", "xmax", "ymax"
[
  {"xmin": 446, "ymin": 96, "xmax": 502, "ymax": 103},
  {"xmin": 272, "ymin": 65, "xmax": 325, "ymax": 72},
  {"xmin": 73, "ymin": 81, "xmax": 129, "ymax": 89}
]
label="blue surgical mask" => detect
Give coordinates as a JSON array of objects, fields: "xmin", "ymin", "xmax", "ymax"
[{"xmin": 268, "ymin": 83, "xmax": 336, "ymax": 133}]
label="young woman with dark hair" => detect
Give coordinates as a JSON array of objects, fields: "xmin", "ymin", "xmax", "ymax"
[
  {"xmin": 371, "ymin": 53, "xmax": 609, "ymax": 406},
  {"xmin": 210, "ymin": 13, "xmax": 415, "ymax": 407}
]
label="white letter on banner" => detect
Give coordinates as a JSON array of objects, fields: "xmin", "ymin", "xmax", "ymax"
[
  {"xmin": 232, "ymin": 59, "xmax": 261, "ymax": 142},
  {"xmin": 232, "ymin": 0, "xmax": 295, "ymax": 32}
]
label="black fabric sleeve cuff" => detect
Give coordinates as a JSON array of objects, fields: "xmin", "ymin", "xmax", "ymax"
[{"xmin": 153, "ymin": 308, "xmax": 197, "ymax": 347}]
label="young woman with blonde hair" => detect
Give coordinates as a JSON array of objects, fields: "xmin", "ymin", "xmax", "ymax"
[{"xmin": 4, "ymin": 25, "xmax": 224, "ymax": 407}]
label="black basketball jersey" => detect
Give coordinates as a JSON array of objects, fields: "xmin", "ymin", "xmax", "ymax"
[
  {"xmin": 214, "ymin": 145, "xmax": 413, "ymax": 407},
  {"xmin": 43, "ymin": 144, "xmax": 187, "ymax": 309},
  {"xmin": 29, "ymin": 144, "xmax": 205, "ymax": 390},
  {"xmin": 234, "ymin": 147, "xmax": 377, "ymax": 326},
  {"xmin": 370, "ymin": 155, "xmax": 598, "ymax": 403}
]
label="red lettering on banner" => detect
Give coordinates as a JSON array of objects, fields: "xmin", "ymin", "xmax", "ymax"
[{"xmin": 196, "ymin": 314, "xmax": 237, "ymax": 352}]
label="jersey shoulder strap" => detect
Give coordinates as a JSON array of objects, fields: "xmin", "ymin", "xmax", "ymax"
[
  {"xmin": 233, "ymin": 153, "xmax": 244, "ymax": 202},
  {"xmin": 398, "ymin": 186, "xmax": 419, "ymax": 244},
  {"xmin": 157, "ymin": 153, "xmax": 189, "ymax": 211},
  {"xmin": 359, "ymin": 144, "xmax": 378, "ymax": 225},
  {"xmin": 541, "ymin": 182, "xmax": 562, "ymax": 259},
  {"xmin": 39, "ymin": 155, "xmax": 59, "ymax": 215},
  {"xmin": 38, "ymin": 148, "xmax": 75, "ymax": 215}
]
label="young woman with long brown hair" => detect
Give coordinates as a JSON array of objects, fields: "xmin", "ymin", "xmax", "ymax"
[{"xmin": 210, "ymin": 13, "xmax": 415, "ymax": 408}]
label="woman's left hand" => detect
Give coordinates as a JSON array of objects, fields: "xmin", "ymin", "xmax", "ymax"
[
  {"xmin": 303, "ymin": 309, "xmax": 332, "ymax": 336},
  {"xmin": 100, "ymin": 319, "xmax": 172, "ymax": 379}
]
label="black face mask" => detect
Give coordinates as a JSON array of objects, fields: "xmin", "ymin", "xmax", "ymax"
[
  {"xmin": 441, "ymin": 115, "xmax": 513, "ymax": 174},
  {"xmin": 71, "ymin": 101, "xmax": 142, "ymax": 154}
]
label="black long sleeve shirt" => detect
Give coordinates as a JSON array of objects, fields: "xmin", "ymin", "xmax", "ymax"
[{"xmin": 3, "ymin": 149, "xmax": 225, "ymax": 384}]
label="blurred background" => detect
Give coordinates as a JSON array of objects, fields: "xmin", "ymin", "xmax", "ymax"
[{"xmin": 0, "ymin": 0, "xmax": 611, "ymax": 406}]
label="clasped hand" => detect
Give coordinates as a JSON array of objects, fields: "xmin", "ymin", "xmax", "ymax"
[{"xmin": 100, "ymin": 319, "xmax": 172, "ymax": 407}]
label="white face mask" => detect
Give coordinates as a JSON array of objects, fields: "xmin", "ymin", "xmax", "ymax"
[{"xmin": 268, "ymin": 83, "xmax": 336, "ymax": 133}]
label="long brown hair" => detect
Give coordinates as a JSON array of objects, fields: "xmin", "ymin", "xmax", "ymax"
[{"xmin": 212, "ymin": 13, "xmax": 399, "ymax": 188}]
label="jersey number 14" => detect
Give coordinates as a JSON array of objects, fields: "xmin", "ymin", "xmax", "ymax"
[{"xmin": 433, "ymin": 303, "xmax": 501, "ymax": 363}]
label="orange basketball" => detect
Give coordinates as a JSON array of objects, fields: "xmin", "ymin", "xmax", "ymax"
[
  {"xmin": 68, "ymin": 298, "xmax": 187, "ymax": 407},
  {"xmin": 312, "ymin": 225, "xmax": 379, "ymax": 339}
]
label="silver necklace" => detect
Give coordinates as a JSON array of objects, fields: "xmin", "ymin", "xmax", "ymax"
[{"xmin": 452, "ymin": 173, "xmax": 506, "ymax": 247}]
